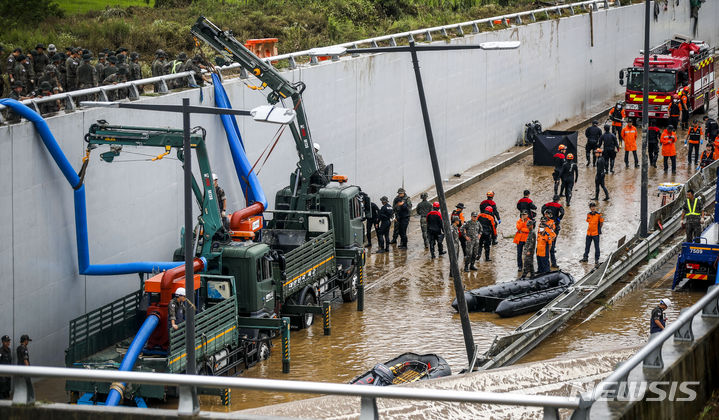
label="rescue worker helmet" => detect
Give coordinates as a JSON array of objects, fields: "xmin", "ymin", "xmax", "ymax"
[
  {"xmin": 557, "ymin": 144, "xmax": 566, "ymax": 150},
  {"xmin": 420, "ymin": 192, "xmax": 428, "ymax": 199},
  {"xmin": 313, "ymin": 142, "xmax": 320, "ymax": 151},
  {"xmin": 175, "ymin": 287, "xmax": 186, "ymax": 297},
  {"xmin": 595, "ymin": 148, "xmax": 603, "ymax": 154},
  {"xmin": 566, "ymin": 153, "xmax": 574, "ymax": 160},
  {"xmin": 432, "ymin": 201, "xmax": 440, "ymax": 208},
  {"xmin": 660, "ymin": 298, "xmax": 671, "ymax": 308},
  {"xmin": 486, "ymin": 191, "xmax": 494, "ymax": 198}
]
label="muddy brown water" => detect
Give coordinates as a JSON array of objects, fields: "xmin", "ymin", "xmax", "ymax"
[{"xmin": 201, "ymin": 121, "xmax": 711, "ymax": 411}]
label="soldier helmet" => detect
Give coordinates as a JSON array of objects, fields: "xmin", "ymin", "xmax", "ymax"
[
  {"xmin": 175, "ymin": 287, "xmax": 186, "ymax": 297},
  {"xmin": 98, "ymin": 52, "xmax": 106, "ymax": 59},
  {"xmin": 130, "ymin": 52, "xmax": 139, "ymax": 60},
  {"xmin": 82, "ymin": 53, "xmax": 91, "ymax": 61},
  {"xmin": 13, "ymin": 47, "xmax": 22, "ymax": 53},
  {"xmin": 484, "ymin": 206, "xmax": 493, "ymax": 213},
  {"xmin": 17, "ymin": 54, "xmax": 27, "ymax": 62},
  {"xmin": 397, "ymin": 187, "xmax": 405, "ymax": 194},
  {"xmin": 117, "ymin": 54, "xmax": 125, "ymax": 62},
  {"xmin": 44, "ymin": 64, "xmax": 55, "ymax": 73},
  {"xmin": 527, "ymin": 219, "xmax": 536, "ymax": 227},
  {"xmin": 455, "ymin": 203, "xmax": 465, "ymax": 209},
  {"xmin": 107, "ymin": 56, "xmax": 117, "ymax": 64},
  {"xmin": 118, "ymin": 67, "xmax": 128, "ymax": 75},
  {"xmin": 451, "ymin": 216, "xmax": 460, "ymax": 223},
  {"xmin": 192, "ymin": 54, "xmax": 202, "ymax": 62},
  {"xmin": 420, "ymin": 192, "xmax": 428, "ymax": 199},
  {"xmin": 82, "ymin": 48, "xmax": 89, "ymax": 55},
  {"xmin": 40, "ymin": 81, "xmax": 52, "ymax": 91},
  {"xmin": 660, "ymin": 298, "xmax": 671, "ymax": 308},
  {"xmin": 35, "ymin": 43, "xmax": 45, "ymax": 50},
  {"xmin": 117, "ymin": 47, "xmax": 128, "ymax": 53},
  {"xmin": 380, "ymin": 196, "xmax": 389, "ymax": 203},
  {"xmin": 432, "ymin": 202, "xmax": 440, "ymax": 208},
  {"xmin": 1, "ymin": 335, "xmax": 9, "ymax": 343},
  {"xmin": 178, "ymin": 52, "xmax": 187, "ymax": 60},
  {"xmin": 47, "ymin": 44, "xmax": 56, "ymax": 53},
  {"xmin": 155, "ymin": 49, "xmax": 165, "ymax": 57},
  {"xmin": 470, "ymin": 211, "xmax": 478, "ymax": 218}
]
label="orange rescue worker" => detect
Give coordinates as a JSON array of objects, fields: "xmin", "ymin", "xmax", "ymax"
[
  {"xmin": 685, "ymin": 120, "xmax": 703, "ymax": 167},
  {"xmin": 513, "ymin": 211, "xmax": 530, "ymax": 272},
  {"xmin": 580, "ymin": 202, "xmax": 604, "ymax": 265},
  {"xmin": 536, "ymin": 216, "xmax": 556, "ymax": 274},
  {"xmin": 608, "ymin": 101, "xmax": 626, "ymax": 141},
  {"xmin": 668, "ymin": 97, "xmax": 681, "ymax": 130},
  {"xmin": 478, "ymin": 206, "xmax": 497, "ymax": 262},
  {"xmin": 700, "ymin": 143, "xmax": 714, "ymax": 169},
  {"xmin": 713, "ymin": 136, "xmax": 719, "ymax": 161},
  {"xmin": 680, "ymin": 87, "xmax": 690, "ymax": 130},
  {"xmin": 621, "ymin": 119, "xmax": 638, "ymax": 168},
  {"xmin": 661, "ymin": 125, "xmax": 677, "ymax": 174}
]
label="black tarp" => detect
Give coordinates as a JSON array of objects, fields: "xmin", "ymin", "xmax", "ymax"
[{"xmin": 533, "ymin": 130, "xmax": 578, "ymax": 166}]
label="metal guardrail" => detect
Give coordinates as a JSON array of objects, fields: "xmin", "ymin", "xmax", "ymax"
[
  {"xmin": 0, "ymin": 364, "xmax": 585, "ymax": 419},
  {"xmin": 479, "ymin": 160, "xmax": 719, "ymax": 370},
  {"xmin": 0, "ymin": 0, "xmax": 617, "ymax": 124},
  {"xmin": 583, "ymin": 282, "xmax": 719, "ymax": 413}
]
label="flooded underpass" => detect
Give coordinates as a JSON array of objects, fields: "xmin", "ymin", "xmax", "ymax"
[{"xmin": 203, "ymin": 110, "xmax": 715, "ymax": 412}]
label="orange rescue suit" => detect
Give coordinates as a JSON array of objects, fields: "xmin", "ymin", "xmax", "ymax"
[
  {"xmin": 609, "ymin": 107, "xmax": 625, "ymax": 127},
  {"xmin": 586, "ymin": 211, "xmax": 604, "ymax": 236},
  {"xmin": 513, "ymin": 218, "xmax": 529, "ymax": 244},
  {"xmin": 621, "ymin": 125, "xmax": 637, "ymax": 152},
  {"xmin": 713, "ymin": 141, "xmax": 719, "ymax": 161},
  {"xmin": 479, "ymin": 213, "xmax": 497, "ymax": 236},
  {"xmin": 536, "ymin": 228, "xmax": 556, "ymax": 257},
  {"xmin": 661, "ymin": 130, "xmax": 677, "ymax": 157}
]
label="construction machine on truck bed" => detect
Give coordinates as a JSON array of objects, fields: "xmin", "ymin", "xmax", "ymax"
[{"xmin": 65, "ymin": 17, "xmax": 367, "ymax": 405}]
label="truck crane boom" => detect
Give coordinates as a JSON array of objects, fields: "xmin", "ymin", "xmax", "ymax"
[{"xmin": 191, "ymin": 16, "xmax": 330, "ymax": 211}]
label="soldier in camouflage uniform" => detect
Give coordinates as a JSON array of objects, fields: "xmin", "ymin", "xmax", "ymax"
[
  {"xmin": 0, "ymin": 45, "xmax": 5, "ymax": 97},
  {"xmin": 6, "ymin": 81, "xmax": 27, "ymax": 122},
  {"xmin": 460, "ymin": 212, "xmax": 482, "ymax": 272},
  {"xmin": 102, "ymin": 66, "xmax": 128, "ymax": 101},
  {"xmin": 77, "ymin": 53, "xmax": 97, "ymax": 102},
  {"xmin": 33, "ymin": 44, "xmax": 49, "ymax": 78},
  {"xmin": 39, "ymin": 64, "xmax": 62, "ymax": 93},
  {"xmin": 390, "ymin": 188, "xmax": 412, "ymax": 244},
  {"xmin": 450, "ymin": 216, "xmax": 461, "ymax": 259},
  {"xmin": 521, "ymin": 219, "xmax": 537, "ymax": 278},
  {"xmin": 37, "ymin": 81, "xmax": 60, "ymax": 115},
  {"xmin": 415, "ymin": 192, "xmax": 432, "ymax": 249},
  {"xmin": 102, "ymin": 55, "xmax": 118, "ymax": 80},
  {"xmin": 11, "ymin": 55, "xmax": 30, "ymax": 95},
  {"xmin": 6, "ymin": 48, "xmax": 21, "ymax": 84},
  {"xmin": 117, "ymin": 53, "xmax": 129, "ymax": 76},
  {"xmin": 95, "ymin": 52, "xmax": 106, "ymax": 80},
  {"xmin": 129, "ymin": 52, "xmax": 142, "ymax": 81},
  {"xmin": 65, "ymin": 48, "xmax": 80, "ymax": 91},
  {"xmin": 151, "ymin": 50, "xmax": 167, "ymax": 92},
  {"xmin": 51, "ymin": 54, "xmax": 67, "ymax": 91}
]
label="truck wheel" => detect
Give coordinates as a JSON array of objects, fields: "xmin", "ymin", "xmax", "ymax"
[
  {"xmin": 342, "ymin": 269, "xmax": 359, "ymax": 302},
  {"xmin": 291, "ymin": 289, "xmax": 317, "ymax": 330},
  {"xmin": 258, "ymin": 333, "xmax": 271, "ymax": 361}
]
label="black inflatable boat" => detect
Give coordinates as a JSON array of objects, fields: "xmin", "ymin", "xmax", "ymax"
[
  {"xmin": 349, "ymin": 353, "xmax": 452, "ymax": 386},
  {"xmin": 451, "ymin": 271, "xmax": 574, "ymax": 317}
]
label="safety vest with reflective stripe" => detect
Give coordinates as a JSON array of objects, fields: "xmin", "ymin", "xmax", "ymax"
[{"xmin": 686, "ymin": 198, "xmax": 700, "ymax": 216}]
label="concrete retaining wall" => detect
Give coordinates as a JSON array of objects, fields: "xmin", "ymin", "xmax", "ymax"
[{"xmin": 1, "ymin": 0, "xmax": 717, "ymax": 366}]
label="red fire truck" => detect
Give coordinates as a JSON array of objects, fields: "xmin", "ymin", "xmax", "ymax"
[{"xmin": 620, "ymin": 35, "xmax": 715, "ymax": 120}]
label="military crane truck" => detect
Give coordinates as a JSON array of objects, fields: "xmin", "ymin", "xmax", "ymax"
[{"xmin": 65, "ymin": 60, "xmax": 366, "ymax": 405}]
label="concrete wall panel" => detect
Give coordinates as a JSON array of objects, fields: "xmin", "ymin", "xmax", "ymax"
[{"xmin": 0, "ymin": 1, "xmax": 717, "ymax": 365}]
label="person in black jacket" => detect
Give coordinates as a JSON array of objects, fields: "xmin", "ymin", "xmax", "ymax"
[
  {"xmin": 394, "ymin": 194, "xmax": 411, "ymax": 249},
  {"xmin": 559, "ymin": 154, "xmax": 579, "ymax": 206},
  {"xmin": 704, "ymin": 115, "xmax": 719, "ymax": 142},
  {"xmin": 593, "ymin": 149, "xmax": 610, "ymax": 201},
  {"xmin": 584, "ymin": 120, "xmax": 602, "ymax": 167},
  {"xmin": 516, "ymin": 189, "xmax": 537, "ymax": 219},
  {"xmin": 361, "ymin": 192, "xmax": 379, "ymax": 248},
  {"xmin": 376, "ymin": 196, "xmax": 393, "ymax": 253},
  {"xmin": 647, "ymin": 123, "xmax": 661, "ymax": 168},
  {"xmin": 599, "ymin": 124, "xmax": 618, "ymax": 173},
  {"xmin": 426, "ymin": 202, "xmax": 445, "ymax": 258}
]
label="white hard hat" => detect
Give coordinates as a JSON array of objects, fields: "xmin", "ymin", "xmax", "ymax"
[
  {"xmin": 212, "ymin": 173, "xmax": 218, "ymax": 181},
  {"xmin": 313, "ymin": 142, "xmax": 320, "ymax": 151},
  {"xmin": 175, "ymin": 287, "xmax": 186, "ymax": 297},
  {"xmin": 660, "ymin": 298, "xmax": 671, "ymax": 308}
]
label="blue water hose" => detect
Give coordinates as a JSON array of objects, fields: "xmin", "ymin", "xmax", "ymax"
[
  {"xmin": 105, "ymin": 314, "xmax": 160, "ymax": 406},
  {"xmin": 0, "ymin": 99, "xmax": 181, "ymax": 275},
  {"xmin": 211, "ymin": 74, "xmax": 268, "ymax": 210}
]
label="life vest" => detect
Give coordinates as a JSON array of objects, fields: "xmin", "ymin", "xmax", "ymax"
[{"xmin": 688, "ymin": 127, "xmax": 702, "ymax": 144}]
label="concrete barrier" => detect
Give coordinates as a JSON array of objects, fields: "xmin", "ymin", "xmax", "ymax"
[{"xmin": 0, "ymin": 0, "xmax": 717, "ymax": 365}]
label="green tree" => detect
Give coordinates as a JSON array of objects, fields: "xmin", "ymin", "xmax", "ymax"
[{"xmin": 0, "ymin": 0, "xmax": 63, "ymax": 30}]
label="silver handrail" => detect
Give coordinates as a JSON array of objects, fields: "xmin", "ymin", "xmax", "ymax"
[{"xmin": 0, "ymin": 364, "xmax": 582, "ymax": 419}]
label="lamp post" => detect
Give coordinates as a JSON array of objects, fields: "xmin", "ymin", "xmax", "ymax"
[
  {"xmin": 336, "ymin": 39, "xmax": 520, "ymax": 367},
  {"xmin": 640, "ymin": 0, "xmax": 651, "ymax": 237},
  {"xmin": 81, "ymin": 99, "xmax": 294, "ymax": 411}
]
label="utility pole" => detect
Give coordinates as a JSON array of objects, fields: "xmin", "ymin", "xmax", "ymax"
[
  {"xmin": 345, "ymin": 39, "xmax": 519, "ymax": 367},
  {"xmin": 640, "ymin": 0, "xmax": 650, "ymax": 237}
]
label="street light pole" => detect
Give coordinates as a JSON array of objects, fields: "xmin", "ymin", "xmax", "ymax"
[{"xmin": 640, "ymin": 0, "xmax": 650, "ymax": 237}]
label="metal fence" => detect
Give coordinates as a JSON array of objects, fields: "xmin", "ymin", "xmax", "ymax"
[
  {"xmin": 0, "ymin": 0, "xmax": 616, "ymax": 124},
  {"xmin": 480, "ymin": 160, "xmax": 719, "ymax": 370},
  {"xmin": 0, "ymin": 364, "xmax": 586, "ymax": 419}
]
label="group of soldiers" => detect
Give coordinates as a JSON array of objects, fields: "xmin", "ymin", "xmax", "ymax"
[{"xmin": 1, "ymin": 43, "xmax": 210, "ymax": 118}]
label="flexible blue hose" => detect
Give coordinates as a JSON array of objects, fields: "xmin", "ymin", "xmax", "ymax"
[
  {"xmin": 105, "ymin": 314, "xmax": 160, "ymax": 406},
  {"xmin": 212, "ymin": 74, "xmax": 268, "ymax": 210},
  {"xmin": 0, "ymin": 99, "xmax": 182, "ymax": 275}
]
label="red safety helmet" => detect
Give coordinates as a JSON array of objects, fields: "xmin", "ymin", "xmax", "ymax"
[
  {"xmin": 486, "ymin": 191, "xmax": 494, "ymax": 198},
  {"xmin": 566, "ymin": 153, "xmax": 574, "ymax": 160},
  {"xmin": 432, "ymin": 201, "xmax": 440, "ymax": 208},
  {"xmin": 558, "ymin": 144, "xmax": 567, "ymax": 151},
  {"xmin": 485, "ymin": 206, "xmax": 493, "ymax": 213}
]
